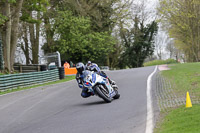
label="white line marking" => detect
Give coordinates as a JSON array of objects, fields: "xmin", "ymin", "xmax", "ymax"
[{"xmin": 145, "ymin": 66, "xmax": 157, "ymax": 133}]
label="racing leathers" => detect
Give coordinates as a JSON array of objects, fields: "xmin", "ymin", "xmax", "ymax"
[{"xmin": 76, "ymin": 72, "xmax": 92, "ymax": 98}]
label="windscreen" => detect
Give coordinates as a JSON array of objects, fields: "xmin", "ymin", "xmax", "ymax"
[{"xmin": 82, "ymin": 70, "xmax": 93, "ymax": 83}]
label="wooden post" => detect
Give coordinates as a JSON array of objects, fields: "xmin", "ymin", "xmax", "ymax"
[
  {"xmin": 20, "ymin": 65, "xmax": 22, "ymax": 73},
  {"xmin": 37, "ymin": 65, "xmax": 40, "ymax": 71}
]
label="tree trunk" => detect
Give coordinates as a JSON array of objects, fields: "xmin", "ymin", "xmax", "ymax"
[
  {"xmin": 21, "ymin": 24, "xmax": 30, "ymax": 65},
  {"xmin": 25, "ymin": 27, "xmax": 30, "ymax": 65},
  {"xmin": 106, "ymin": 56, "xmax": 110, "ymax": 68},
  {"xmin": 29, "ymin": 19, "xmax": 35, "ymax": 64},
  {"xmin": 32, "ymin": 11, "xmax": 40, "ymax": 64},
  {"xmin": 44, "ymin": 16, "xmax": 54, "ymax": 53},
  {"xmin": 10, "ymin": 0, "xmax": 24, "ymax": 70},
  {"xmin": 4, "ymin": 1, "xmax": 11, "ymax": 72}
]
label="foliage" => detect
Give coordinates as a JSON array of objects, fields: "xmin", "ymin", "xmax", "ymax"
[
  {"xmin": 143, "ymin": 59, "xmax": 177, "ymax": 67},
  {"xmin": 47, "ymin": 11, "xmax": 115, "ymax": 64},
  {"xmin": 59, "ymin": 0, "xmax": 129, "ymax": 32},
  {"xmin": 20, "ymin": 0, "xmax": 48, "ymax": 23},
  {"xmin": 1, "ymin": 0, "xmax": 152, "ymax": 69},
  {"xmin": 42, "ymin": 0, "xmax": 132, "ymax": 67},
  {"xmin": 158, "ymin": 0, "xmax": 200, "ymax": 62},
  {"xmin": 19, "ymin": 0, "xmax": 49, "ymax": 65},
  {"xmin": 0, "ymin": 13, "xmax": 7, "ymax": 26},
  {"xmin": 120, "ymin": 17, "xmax": 158, "ymax": 68}
]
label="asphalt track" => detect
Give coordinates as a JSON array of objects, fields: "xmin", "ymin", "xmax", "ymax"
[{"xmin": 0, "ymin": 66, "xmax": 157, "ymax": 133}]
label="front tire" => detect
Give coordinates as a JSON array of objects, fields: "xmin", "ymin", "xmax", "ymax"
[
  {"xmin": 113, "ymin": 90, "xmax": 120, "ymax": 99},
  {"xmin": 95, "ymin": 86, "xmax": 112, "ymax": 103}
]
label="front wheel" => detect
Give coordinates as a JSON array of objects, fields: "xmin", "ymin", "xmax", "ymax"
[
  {"xmin": 113, "ymin": 86, "xmax": 120, "ymax": 99},
  {"xmin": 95, "ymin": 85, "xmax": 112, "ymax": 103}
]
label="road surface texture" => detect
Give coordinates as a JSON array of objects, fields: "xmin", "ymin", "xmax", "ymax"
[{"xmin": 0, "ymin": 66, "xmax": 158, "ymax": 133}]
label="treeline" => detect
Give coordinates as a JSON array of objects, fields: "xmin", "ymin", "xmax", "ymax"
[
  {"xmin": 158, "ymin": 0, "xmax": 200, "ymax": 62},
  {"xmin": 0, "ymin": 0, "xmax": 158, "ymax": 73}
]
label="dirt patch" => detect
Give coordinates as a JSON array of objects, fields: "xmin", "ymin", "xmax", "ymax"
[
  {"xmin": 158, "ymin": 65, "xmax": 170, "ymax": 71},
  {"xmin": 191, "ymin": 82, "xmax": 198, "ymax": 87}
]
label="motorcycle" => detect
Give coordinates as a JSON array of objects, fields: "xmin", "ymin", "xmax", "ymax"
[{"xmin": 81, "ymin": 70, "xmax": 120, "ymax": 103}]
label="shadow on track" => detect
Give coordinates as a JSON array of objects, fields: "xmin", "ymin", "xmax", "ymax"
[{"xmin": 74, "ymin": 100, "xmax": 108, "ymax": 107}]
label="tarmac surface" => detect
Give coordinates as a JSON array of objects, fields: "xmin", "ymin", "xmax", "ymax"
[{"xmin": 0, "ymin": 66, "xmax": 157, "ymax": 133}]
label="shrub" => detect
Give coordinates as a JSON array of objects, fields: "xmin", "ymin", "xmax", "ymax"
[{"xmin": 143, "ymin": 59, "xmax": 177, "ymax": 67}]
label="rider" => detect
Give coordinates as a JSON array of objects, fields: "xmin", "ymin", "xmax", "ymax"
[
  {"xmin": 76, "ymin": 62, "xmax": 93, "ymax": 98},
  {"xmin": 86, "ymin": 61, "xmax": 115, "ymax": 85},
  {"xmin": 76, "ymin": 61, "xmax": 115, "ymax": 98}
]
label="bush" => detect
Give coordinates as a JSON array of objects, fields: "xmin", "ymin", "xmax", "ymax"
[{"xmin": 143, "ymin": 59, "xmax": 177, "ymax": 67}]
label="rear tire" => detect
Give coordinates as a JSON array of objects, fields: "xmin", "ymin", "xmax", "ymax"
[{"xmin": 95, "ymin": 86, "xmax": 112, "ymax": 103}]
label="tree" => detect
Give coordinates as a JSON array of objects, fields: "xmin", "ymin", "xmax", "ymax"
[
  {"xmin": 158, "ymin": 0, "xmax": 200, "ymax": 62},
  {"xmin": 18, "ymin": 22, "xmax": 31, "ymax": 65},
  {"xmin": 0, "ymin": 0, "xmax": 23, "ymax": 72},
  {"xmin": 51, "ymin": 11, "xmax": 115, "ymax": 64},
  {"xmin": 117, "ymin": 0, "xmax": 158, "ymax": 68},
  {"xmin": 42, "ymin": 0, "xmax": 58, "ymax": 54},
  {"xmin": 42, "ymin": 0, "xmax": 133, "ymax": 67},
  {"xmin": 58, "ymin": 0, "xmax": 131, "ymax": 32},
  {"xmin": 166, "ymin": 39, "xmax": 175, "ymax": 59},
  {"xmin": 120, "ymin": 17, "xmax": 158, "ymax": 68},
  {"xmin": 20, "ymin": 0, "xmax": 48, "ymax": 64},
  {"xmin": 154, "ymin": 29, "xmax": 171, "ymax": 60}
]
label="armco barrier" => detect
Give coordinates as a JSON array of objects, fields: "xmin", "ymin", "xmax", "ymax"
[{"xmin": 0, "ymin": 69, "xmax": 59, "ymax": 90}]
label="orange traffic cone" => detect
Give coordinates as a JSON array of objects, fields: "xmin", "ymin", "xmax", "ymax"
[{"xmin": 186, "ymin": 91, "xmax": 192, "ymax": 108}]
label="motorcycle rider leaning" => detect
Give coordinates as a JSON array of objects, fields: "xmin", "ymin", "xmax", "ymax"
[
  {"xmin": 76, "ymin": 62, "xmax": 91, "ymax": 98},
  {"xmin": 76, "ymin": 61, "xmax": 115, "ymax": 98},
  {"xmin": 86, "ymin": 61, "xmax": 115, "ymax": 85}
]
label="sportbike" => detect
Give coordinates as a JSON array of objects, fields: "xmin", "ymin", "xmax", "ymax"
[{"xmin": 81, "ymin": 70, "xmax": 120, "ymax": 103}]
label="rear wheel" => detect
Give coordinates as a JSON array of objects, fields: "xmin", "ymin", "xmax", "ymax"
[{"xmin": 95, "ymin": 85, "xmax": 112, "ymax": 103}]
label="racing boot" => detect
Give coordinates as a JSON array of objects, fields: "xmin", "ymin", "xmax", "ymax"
[{"xmin": 81, "ymin": 88, "xmax": 93, "ymax": 98}]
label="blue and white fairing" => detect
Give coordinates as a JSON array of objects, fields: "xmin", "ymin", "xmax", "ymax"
[{"xmin": 82, "ymin": 70, "xmax": 116, "ymax": 98}]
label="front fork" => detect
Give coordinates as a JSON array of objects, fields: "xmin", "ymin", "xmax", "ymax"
[{"xmin": 104, "ymin": 78, "xmax": 116, "ymax": 97}]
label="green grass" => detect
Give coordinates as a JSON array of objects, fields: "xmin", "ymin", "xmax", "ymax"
[
  {"xmin": 162, "ymin": 62, "xmax": 200, "ymax": 97},
  {"xmin": 155, "ymin": 62, "xmax": 200, "ymax": 133},
  {"xmin": 0, "ymin": 75, "xmax": 75, "ymax": 95},
  {"xmin": 154, "ymin": 105, "xmax": 200, "ymax": 133},
  {"xmin": 143, "ymin": 59, "xmax": 177, "ymax": 67}
]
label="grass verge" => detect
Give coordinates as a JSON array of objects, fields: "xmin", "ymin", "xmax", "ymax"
[
  {"xmin": 143, "ymin": 59, "xmax": 177, "ymax": 67},
  {"xmin": 155, "ymin": 62, "xmax": 200, "ymax": 133},
  {"xmin": 0, "ymin": 75, "xmax": 75, "ymax": 95},
  {"xmin": 154, "ymin": 105, "xmax": 200, "ymax": 133},
  {"xmin": 161, "ymin": 62, "xmax": 200, "ymax": 97},
  {"xmin": 0, "ymin": 72, "xmax": 4, "ymax": 75}
]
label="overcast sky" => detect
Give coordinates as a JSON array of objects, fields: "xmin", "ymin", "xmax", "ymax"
[{"xmin": 144, "ymin": 0, "xmax": 171, "ymax": 59}]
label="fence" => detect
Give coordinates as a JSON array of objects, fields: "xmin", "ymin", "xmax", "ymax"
[
  {"xmin": 0, "ymin": 69, "xmax": 59, "ymax": 90},
  {"xmin": 14, "ymin": 65, "xmax": 45, "ymax": 73}
]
